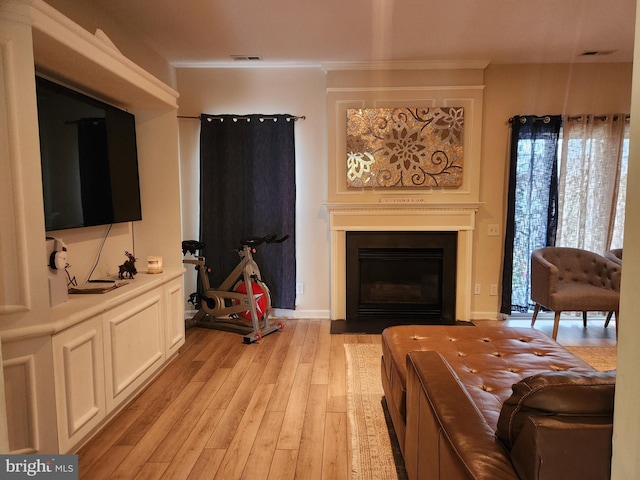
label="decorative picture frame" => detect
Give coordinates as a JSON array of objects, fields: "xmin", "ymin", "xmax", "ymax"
[{"xmin": 346, "ymin": 107, "xmax": 464, "ymax": 188}]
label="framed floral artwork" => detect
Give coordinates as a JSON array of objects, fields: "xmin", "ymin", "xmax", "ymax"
[{"xmin": 346, "ymin": 107, "xmax": 464, "ymax": 188}]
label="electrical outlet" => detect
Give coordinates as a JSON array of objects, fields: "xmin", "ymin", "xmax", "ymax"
[
  {"xmin": 488, "ymin": 224, "xmax": 500, "ymax": 237},
  {"xmin": 474, "ymin": 284, "xmax": 481, "ymax": 295},
  {"xmin": 296, "ymin": 283, "xmax": 304, "ymax": 295},
  {"xmin": 490, "ymin": 284, "xmax": 498, "ymax": 296}
]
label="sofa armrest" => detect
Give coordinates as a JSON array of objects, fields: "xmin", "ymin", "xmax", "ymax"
[
  {"xmin": 510, "ymin": 416, "xmax": 612, "ymax": 480},
  {"xmin": 496, "ymin": 370, "xmax": 615, "ymax": 449},
  {"xmin": 405, "ymin": 351, "xmax": 518, "ymax": 480}
]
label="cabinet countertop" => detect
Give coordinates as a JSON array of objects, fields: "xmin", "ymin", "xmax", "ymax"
[{"xmin": 1, "ymin": 268, "xmax": 185, "ymax": 344}]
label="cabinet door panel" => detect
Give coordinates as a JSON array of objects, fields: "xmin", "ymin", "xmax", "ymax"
[
  {"xmin": 104, "ymin": 291, "xmax": 164, "ymax": 411},
  {"xmin": 165, "ymin": 277, "xmax": 185, "ymax": 357},
  {"xmin": 52, "ymin": 317, "xmax": 105, "ymax": 453}
]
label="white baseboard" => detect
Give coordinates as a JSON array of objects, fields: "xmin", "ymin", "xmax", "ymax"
[
  {"xmin": 471, "ymin": 311, "xmax": 508, "ymax": 321},
  {"xmin": 272, "ymin": 308, "xmax": 331, "ymax": 319}
]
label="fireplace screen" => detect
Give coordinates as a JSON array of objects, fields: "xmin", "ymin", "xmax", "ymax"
[
  {"xmin": 359, "ymin": 249, "xmax": 441, "ymax": 306},
  {"xmin": 346, "ymin": 231, "xmax": 457, "ymax": 324}
]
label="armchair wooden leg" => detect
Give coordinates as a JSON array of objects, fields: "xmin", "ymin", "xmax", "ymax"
[
  {"xmin": 531, "ymin": 304, "xmax": 541, "ymax": 327},
  {"xmin": 604, "ymin": 311, "xmax": 613, "ymax": 328},
  {"xmin": 551, "ymin": 311, "xmax": 561, "ymax": 340},
  {"xmin": 582, "ymin": 311, "xmax": 587, "ymax": 327},
  {"xmin": 614, "ymin": 311, "xmax": 618, "ymax": 340}
]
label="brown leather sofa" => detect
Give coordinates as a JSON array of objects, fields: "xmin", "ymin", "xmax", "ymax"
[{"xmin": 381, "ymin": 325, "xmax": 615, "ymax": 480}]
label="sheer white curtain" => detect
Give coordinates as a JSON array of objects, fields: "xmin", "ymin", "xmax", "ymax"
[{"xmin": 556, "ymin": 114, "xmax": 629, "ymax": 253}]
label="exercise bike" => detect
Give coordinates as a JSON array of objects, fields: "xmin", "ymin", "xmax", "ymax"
[{"xmin": 182, "ymin": 234, "xmax": 288, "ymax": 343}]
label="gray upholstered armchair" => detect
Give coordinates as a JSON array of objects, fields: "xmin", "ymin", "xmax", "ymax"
[
  {"xmin": 604, "ymin": 248, "xmax": 623, "ymax": 265},
  {"xmin": 530, "ymin": 247, "xmax": 621, "ymax": 340}
]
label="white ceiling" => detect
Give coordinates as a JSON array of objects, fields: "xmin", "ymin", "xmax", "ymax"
[{"xmin": 88, "ymin": 0, "xmax": 636, "ymax": 68}]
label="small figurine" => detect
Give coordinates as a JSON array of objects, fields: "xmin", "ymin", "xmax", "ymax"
[{"xmin": 118, "ymin": 251, "xmax": 137, "ymax": 279}]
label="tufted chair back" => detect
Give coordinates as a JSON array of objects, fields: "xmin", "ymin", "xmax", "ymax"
[
  {"xmin": 537, "ymin": 247, "xmax": 621, "ymax": 290},
  {"xmin": 530, "ymin": 247, "xmax": 621, "ymax": 340},
  {"xmin": 604, "ymin": 248, "xmax": 623, "ymax": 266}
]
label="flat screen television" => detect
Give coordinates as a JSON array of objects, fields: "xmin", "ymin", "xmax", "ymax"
[{"xmin": 36, "ymin": 76, "xmax": 142, "ymax": 231}]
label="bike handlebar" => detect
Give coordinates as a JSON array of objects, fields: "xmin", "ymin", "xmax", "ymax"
[{"xmin": 240, "ymin": 234, "xmax": 289, "ymax": 247}]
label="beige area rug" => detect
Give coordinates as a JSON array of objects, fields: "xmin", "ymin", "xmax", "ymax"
[
  {"xmin": 564, "ymin": 346, "xmax": 617, "ymax": 371},
  {"xmin": 344, "ymin": 343, "xmax": 408, "ymax": 480}
]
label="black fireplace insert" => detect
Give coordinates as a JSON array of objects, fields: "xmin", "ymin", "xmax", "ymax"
[{"xmin": 346, "ymin": 231, "xmax": 457, "ymax": 325}]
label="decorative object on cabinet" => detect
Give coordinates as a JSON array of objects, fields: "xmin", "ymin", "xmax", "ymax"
[
  {"xmin": 146, "ymin": 256, "xmax": 163, "ymax": 274},
  {"xmin": 346, "ymin": 107, "xmax": 464, "ymax": 188},
  {"xmin": 118, "ymin": 251, "xmax": 137, "ymax": 279}
]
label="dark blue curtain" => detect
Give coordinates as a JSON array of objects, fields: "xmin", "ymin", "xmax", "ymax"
[
  {"xmin": 199, "ymin": 114, "xmax": 297, "ymax": 309},
  {"xmin": 500, "ymin": 115, "xmax": 562, "ymax": 314}
]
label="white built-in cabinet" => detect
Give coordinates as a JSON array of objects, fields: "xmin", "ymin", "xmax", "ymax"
[
  {"xmin": 51, "ymin": 274, "xmax": 183, "ymax": 453},
  {"xmin": 0, "ymin": 0, "xmax": 185, "ymax": 454}
]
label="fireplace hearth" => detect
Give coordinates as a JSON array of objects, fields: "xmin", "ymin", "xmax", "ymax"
[{"xmin": 346, "ymin": 231, "xmax": 457, "ymax": 326}]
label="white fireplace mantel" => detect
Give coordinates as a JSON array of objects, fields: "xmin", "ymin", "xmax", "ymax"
[{"xmin": 326, "ymin": 202, "xmax": 481, "ymax": 321}]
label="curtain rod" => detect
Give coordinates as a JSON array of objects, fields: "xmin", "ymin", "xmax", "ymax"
[
  {"xmin": 508, "ymin": 115, "xmax": 554, "ymax": 124},
  {"xmin": 566, "ymin": 114, "xmax": 630, "ymax": 122},
  {"xmin": 509, "ymin": 114, "xmax": 630, "ymax": 123},
  {"xmin": 178, "ymin": 114, "xmax": 305, "ymax": 121}
]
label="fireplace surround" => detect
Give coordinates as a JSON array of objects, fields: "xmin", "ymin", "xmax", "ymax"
[{"xmin": 326, "ymin": 203, "xmax": 479, "ymax": 322}]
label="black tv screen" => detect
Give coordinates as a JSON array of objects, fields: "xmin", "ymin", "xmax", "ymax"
[{"xmin": 36, "ymin": 76, "xmax": 142, "ymax": 231}]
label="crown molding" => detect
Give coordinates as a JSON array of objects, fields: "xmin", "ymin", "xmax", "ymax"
[
  {"xmin": 321, "ymin": 59, "xmax": 491, "ymax": 71},
  {"xmin": 170, "ymin": 59, "xmax": 492, "ymax": 72}
]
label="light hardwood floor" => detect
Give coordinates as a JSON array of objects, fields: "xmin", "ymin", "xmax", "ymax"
[{"xmin": 76, "ymin": 316, "xmax": 616, "ymax": 479}]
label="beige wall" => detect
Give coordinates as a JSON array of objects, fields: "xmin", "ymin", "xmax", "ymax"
[
  {"xmin": 611, "ymin": 4, "xmax": 640, "ymax": 475},
  {"xmin": 44, "ymin": 0, "xmax": 175, "ymax": 87},
  {"xmin": 477, "ymin": 63, "xmax": 632, "ymax": 317},
  {"xmin": 7, "ymin": 2, "xmax": 639, "ymax": 471},
  {"xmin": 324, "ymin": 66, "xmax": 485, "ymax": 320},
  {"xmin": 42, "ymin": 0, "xmax": 635, "ymax": 320},
  {"xmin": 176, "ymin": 63, "xmax": 632, "ymax": 319},
  {"xmin": 176, "ymin": 67, "xmax": 330, "ymax": 316},
  {"xmin": 43, "ymin": 0, "xmax": 634, "ymax": 320}
]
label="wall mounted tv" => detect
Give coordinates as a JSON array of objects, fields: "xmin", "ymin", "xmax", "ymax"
[{"xmin": 36, "ymin": 76, "xmax": 142, "ymax": 231}]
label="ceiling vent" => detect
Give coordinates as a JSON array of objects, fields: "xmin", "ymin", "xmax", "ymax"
[
  {"xmin": 580, "ymin": 50, "xmax": 616, "ymax": 57},
  {"xmin": 231, "ymin": 55, "xmax": 263, "ymax": 61}
]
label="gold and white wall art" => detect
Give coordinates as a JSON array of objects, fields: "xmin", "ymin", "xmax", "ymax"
[{"xmin": 346, "ymin": 107, "xmax": 464, "ymax": 188}]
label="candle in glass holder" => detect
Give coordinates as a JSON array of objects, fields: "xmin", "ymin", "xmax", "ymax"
[{"xmin": 147, "ymin": 256, "xmax": 163, "ymax": 274}]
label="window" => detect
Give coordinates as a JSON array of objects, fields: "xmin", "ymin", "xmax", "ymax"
[{"xmin": 502, "ymin": 114, "xmax": 628, "ymax": 314}]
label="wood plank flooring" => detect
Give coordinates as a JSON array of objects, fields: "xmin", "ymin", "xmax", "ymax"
[{"xmin": 76, "ymin": 316, "xmax": 615, "ymax": 479}]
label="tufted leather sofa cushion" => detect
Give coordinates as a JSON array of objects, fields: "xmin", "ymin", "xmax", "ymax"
[
  {"xmin": 381, "ymin": 325, "xmax": 595, "ymax": 443},
  {"xmin": 496, "ymin": 370, "xmax": 616, "ymax": 449}
]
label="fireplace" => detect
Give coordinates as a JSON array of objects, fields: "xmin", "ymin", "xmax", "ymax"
[
  {"xmin": 326, "ymin": 203, "xmax": 479, "ymax": 322},
  {"xmin": 346, "ymin": 231, "xmax": 457, "ymax": 325}
]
